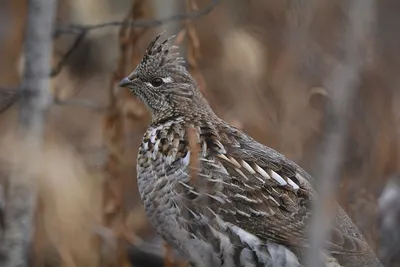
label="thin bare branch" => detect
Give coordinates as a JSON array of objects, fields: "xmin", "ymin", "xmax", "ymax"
[
  {"xmin": 54, "ymin": 97, "xmax": 107, "ymax": 111},
  {"xmin": 50, "ymin": 29, "xmax": 87, "ymax": 77},
  {"xmin": 0, "ymin": 87, "xmax": 18, "ymax": 92},
  {"xmin": 127, "ymin": 242, "xmax": 184, "ymax": 267},
  {"xmin": 0, "ymin": 89, "xmax": 20, "ymax": 115}
]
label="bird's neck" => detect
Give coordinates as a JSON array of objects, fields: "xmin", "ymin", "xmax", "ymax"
[
  {"xmin": 151, "ymin": 94, "xmax": 219, "ymax": 126},
  {"xmin": 151, "ymin": 109, "xmax": 219, "ymax": 128}
]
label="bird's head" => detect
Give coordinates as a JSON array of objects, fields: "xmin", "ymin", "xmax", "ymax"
[{"xmin": 119, "ymin": 32, "xmax": 212, "ymax": 123}]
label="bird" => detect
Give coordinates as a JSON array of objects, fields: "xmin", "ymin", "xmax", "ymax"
[{"xmin": 119, "ymin": 32, "xmax": 383, "ymax": 267}]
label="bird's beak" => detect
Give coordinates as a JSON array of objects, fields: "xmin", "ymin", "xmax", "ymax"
[{"xmin": 119, "ymin": 77, "xmax": 133, "ymax": 87}]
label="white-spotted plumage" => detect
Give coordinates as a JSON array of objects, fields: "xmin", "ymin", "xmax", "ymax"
[
  {"xmin": 269, "ymin": 170, "xmax": 287, "ymax": 186},
  {"xmin": 240, "ymin": 160, "xmax": 256, "ymax": 175},
  {"xmin": 229, "ymin": 156, "xmax": 242, "ymax": 169},
  {"xmin": 287, "ymin": 178, "xmax": 300, "ymax": 190},
  {"xmin": 182, "ymin": 150, "xmax": 191, "ymax": 166},
  {"xmin": 253, "ymin": 163, "xmax": 271, "ymax": 180}
]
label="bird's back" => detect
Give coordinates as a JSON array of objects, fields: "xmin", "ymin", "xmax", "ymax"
[{"xmin": 136, "ymin": 116, "xmax": 382, "ymax": 267}]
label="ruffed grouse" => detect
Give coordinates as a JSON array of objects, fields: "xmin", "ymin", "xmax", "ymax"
[{"xmin": 119, "ymin": 33, "xmax": 383, "ymax": 267}]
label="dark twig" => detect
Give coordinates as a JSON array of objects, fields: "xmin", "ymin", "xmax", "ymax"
[
  {"xmin": 54, "ymin": 97, "xmax": 108, "ymax": 111},
  {"xmin": 127, "ymin": 246, "xmax": 165, "ymax": 267},
  {"xmin": 49, "ymin": 0, "xmax": 218, "ymax": 78},
  {"xmin": 0, "ymin": 89, "xmax": 108, "ymax": 113},
  {"xmin": 0, "ymin": 87, "xmax": 18, "ymax": 93},
  {"xmin": 0, "ymin": 88, "xmax": 20, "ymax": 115},
  {"xmin": 126, "ymin": 242, "xmax": 182, "ymax": 267},
  {"xmin": 50, "ymin": 29, "xmax": 87, "ymax": 77},
  {"xmin": 55, "ymin": 0, "xmax": 219, "ymax": 35}
]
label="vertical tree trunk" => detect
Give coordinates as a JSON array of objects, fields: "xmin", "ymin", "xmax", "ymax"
[
  {"xmin": 306, "ymin": 0, "xmax": 378, "ymax": 266},
  {"xmin": 1, "ymin": 1, "xmax": 57, "ymax": 267}
]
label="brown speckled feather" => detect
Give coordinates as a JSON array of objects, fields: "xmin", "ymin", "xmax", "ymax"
[
  {"xmin": 121, "ymin": 32, "xmax": 383, "ymax": 267},
  {"xmin": 146, "ymin": 118, "xmax": 368, "ymax": 254}
]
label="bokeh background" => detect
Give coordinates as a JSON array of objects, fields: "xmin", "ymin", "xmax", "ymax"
[{"xmin": 0, "ymin": 0, "xmax": 400, "ymax": 266}]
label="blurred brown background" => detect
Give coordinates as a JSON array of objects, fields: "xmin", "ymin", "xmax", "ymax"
[{"xmin": 0, "ymin": 0, "xmax": 399, "ymax": 266}]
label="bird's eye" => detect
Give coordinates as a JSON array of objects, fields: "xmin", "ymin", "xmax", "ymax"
[{"xmin": 151, "ymin": 77, "xmax": 163, "ymax": 87}]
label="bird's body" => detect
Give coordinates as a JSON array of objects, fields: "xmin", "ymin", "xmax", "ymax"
[
  {"xmin": 120, "ymin": 33, "xmax": 383, "ymax": 267},
  {"xmin": 137, "ymin": 115, "xmax": 304, "ymax": 267}
]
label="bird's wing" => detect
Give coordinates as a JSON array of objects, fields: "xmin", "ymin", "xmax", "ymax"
[{"xmin": 177, "ymin": 122, "xmax": 368, "ymax": 255}]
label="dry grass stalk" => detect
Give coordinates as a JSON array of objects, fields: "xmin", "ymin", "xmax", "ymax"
[
  {"xmin": 163, "ymin": 241, "xmax": 175, "ymax": 267},
  {"xmin": 177, "ymin": 0, "xmax": 206, "ymax": 93},
  {"xmin": 155, "ymin": 2, "xmax": 206, "ymax": 265},
  {"xmin": 101, "ymin": 1, "xmax": 148, "ymax": 266},
  {"xmin": 187, "ymin": 126, "xmax": 200, "ymax": 186}
]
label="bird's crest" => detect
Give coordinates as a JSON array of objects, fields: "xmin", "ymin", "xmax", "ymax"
[{"xmin": 140, "ymin": 31, "xmax": 185, "ymax": 68}]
